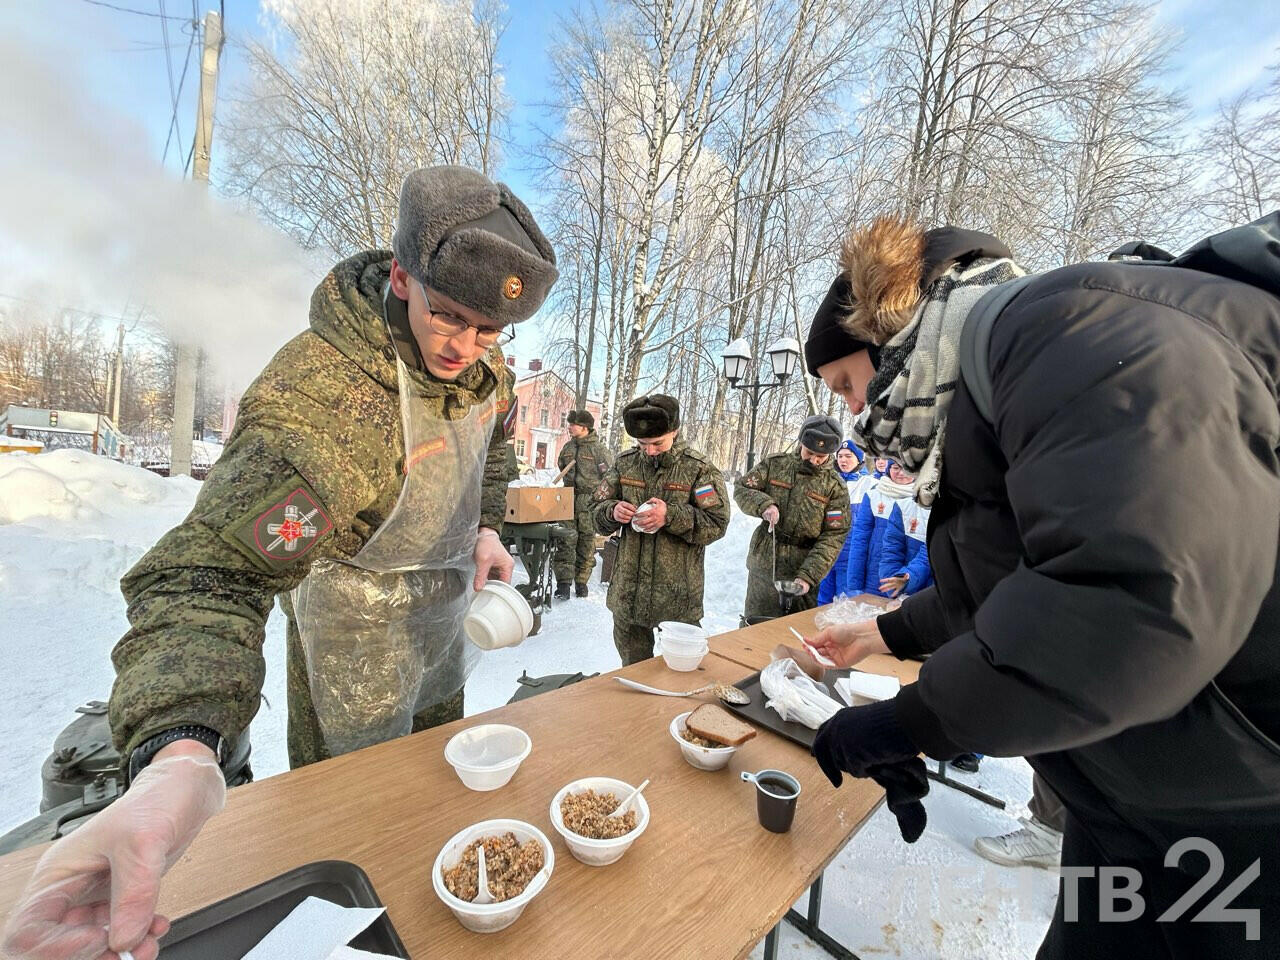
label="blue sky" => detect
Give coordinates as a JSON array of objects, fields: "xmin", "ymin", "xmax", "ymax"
[
  {"xmin": 29, "ymin": 0, "xmax": 1279, "ymax": 194},
  {"xmin": 3, "ymin": 0, "xmax": 1277, "ymax": 371}
]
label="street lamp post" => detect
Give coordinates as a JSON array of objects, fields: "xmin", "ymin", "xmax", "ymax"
[{"xmin": 721, "ymin": 335, "xmax": 801, "ymax": 471}]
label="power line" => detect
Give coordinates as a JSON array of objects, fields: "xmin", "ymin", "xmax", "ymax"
[
  {"xmin": 159, "ymin": 1, "xmax": 180, "ymax": 161},
  {"xmin": 157, "ymin": 3, "xmax": 199, "ymax": 171},
  {"xmin": 161, "ymin": 20, "xmax": 199, "ymax": 170},
  {"xmin": 80, "ymin": 0, "xmax": 188, "ymax": 19}
]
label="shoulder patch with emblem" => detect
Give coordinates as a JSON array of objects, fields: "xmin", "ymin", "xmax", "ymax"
[
  {"xmin": 225, "ymin": 480, "xmax": 334, "ymax": 572},
  {"xmin": 693, "ymin": 482, "xmax": 721, "ymax": 508},
  {"xmin": 743, "ymin": 474, "xmax": 763, "ymax": 489},
  {"xmin": 595, "ymin": 479, "xmax": 613, "ymax": 500}
]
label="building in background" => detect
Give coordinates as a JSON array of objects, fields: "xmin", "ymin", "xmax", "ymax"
[
  {"xmin": 507, "ymin": 357, "xmax": 603, "ymax": 471},
  {"xmin": 0, "ymin": 405, "xmax": 128, "ymax": 459}
]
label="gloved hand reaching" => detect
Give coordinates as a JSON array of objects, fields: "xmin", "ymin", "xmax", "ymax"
[
  {"xmin": 2, "ymin": 750, "xmax": 226, "ymax": 960},
  {"xmin": 812, "ymin": 698, "xmax": 930, "ymax": 842}
]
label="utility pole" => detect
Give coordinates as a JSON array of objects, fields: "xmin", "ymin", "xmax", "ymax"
[
  {"xmin": 171, "ymin": 8, "xmax": 222, "ymax": 476},
  {"xmin": 111, "ymin": 322, "xmax": 124, "ymax": 424}
]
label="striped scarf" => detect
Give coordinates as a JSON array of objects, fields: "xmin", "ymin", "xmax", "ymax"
[{"xmin": 853, "ymin": 257, "xmax": 1023, "ymax": 505}]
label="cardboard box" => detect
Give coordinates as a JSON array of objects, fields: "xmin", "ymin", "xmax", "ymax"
[{"xmin": 505, "ymin": 486, "xmax": 574, "ymax": 523}]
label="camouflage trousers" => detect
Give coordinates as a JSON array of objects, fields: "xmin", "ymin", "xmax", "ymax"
[
  {"xmin": 743, "ymin": 568, "xmax": 818, "ymax": 621},
  {"xmin": 552, "ymin": 508, "xmax": 598, "ymax": 585},
  {"xmin": 613, "ymin": 619, "xmax": 656, "ymax": 667},
  {"xmin": 286, "ymin": 618, "xmax": 464, "ymax": 768}
]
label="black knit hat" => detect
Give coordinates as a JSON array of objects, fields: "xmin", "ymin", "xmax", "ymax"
[
  {"xmin": 799, "ymin": 415, "xmax": 841, "ymax": 455},
  {"xmin": 567, "ymin": 409, "xmax": 595, "ymax": 430},
  {"xmin": 804, "ymin": 275, "xmax": 879, "ymax": 376},
  {"xmin": 622, "ymin": 394, "xmax": 680, "ymax": 439}
]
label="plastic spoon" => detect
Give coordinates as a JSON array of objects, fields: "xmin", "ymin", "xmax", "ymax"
[
  {"xmin": 474, "ymin": 843, "xmax": 494, "ymax": 904},
  {"xmin": 790, "ymin": 626, "xmax": 836, "ymax": 668},
  {"xmin": 610, "ymin": 778, "xmax": 650, "ymax": 819}
]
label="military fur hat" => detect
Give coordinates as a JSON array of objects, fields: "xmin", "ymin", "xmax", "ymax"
[
  {"xmin": 622, "ymin": 394, "xmax": 680, "ymax": 439},
  {"xmin": 799, "ymin": 415, "xmax": 841, "ymax": 455},
  {"xmin": 567, "ymin": 409, "xmax": 595, "ymax": 430},
  {"xmin": 392, "ymin": 165, "xmax": 558, "ymax": 326}
]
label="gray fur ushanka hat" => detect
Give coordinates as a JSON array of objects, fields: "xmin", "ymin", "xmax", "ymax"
[{"xmin": 392, "ymin": 165, "xmax": 558, "ymax": 326}]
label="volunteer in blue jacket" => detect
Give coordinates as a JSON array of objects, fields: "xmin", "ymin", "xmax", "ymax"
[
  {"xmin": 842, "ymin": 460, "xmax": 915, "ymax": 597},
  {"xmin": 817, "ymin": 441, "xmax": 874, "ymax": 604}
]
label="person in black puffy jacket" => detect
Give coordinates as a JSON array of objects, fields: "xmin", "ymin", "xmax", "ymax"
[{"xmin": 802, "ymin": 213, "xmax": 1280, "ymax": 958}]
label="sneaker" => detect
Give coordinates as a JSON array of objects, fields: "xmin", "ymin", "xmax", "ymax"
[
  {"xmin": 575, "ymin": 583, "xmax": 588, "ymax": 598},
  {"xmin": 553, "ymin": 582, "xmax": 571, "ymax": 601},
  {"xmin": 973, "ymin": 817, "xmax": 1063, "ymax": 868},
  {"xmin": 951, "ymin": 753, "xmax": 981, "ymax": 773}
]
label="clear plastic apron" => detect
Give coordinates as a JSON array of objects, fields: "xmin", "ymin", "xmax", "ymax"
[{"xmin": 291, "ymin": 356, "xmax": 493, "ymax": 756}]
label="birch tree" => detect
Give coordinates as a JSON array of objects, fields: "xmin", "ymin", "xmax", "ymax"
[{"xmin": 222, "ymin": 0, "xmax": 510, "ymax": 254}]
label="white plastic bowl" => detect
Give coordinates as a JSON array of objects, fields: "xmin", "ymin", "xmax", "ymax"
[
  {"xmin": 656, "ymin": 621, "xmax": 707, "ymax": 650},
  {"xmin": 669, "ymin": 711, "xmax": 738, "ymax": 771},
  {"xmin": 549, "ymin": 777, "xmax": 650, "ymax": 866},
  {"xmin": 465, "ymin": 580, "xmax": 535, "ymax": 651},
  {"xmin": 432, "ymin": 818, "xmax": 554, "ymax": 933},
  {"xmin": 444, "ymin": 724, "xmax": 532, "ymax": 791},
  {"xmin": 657, "ymin": 640, "xmax": 708, "ymax": 672}
]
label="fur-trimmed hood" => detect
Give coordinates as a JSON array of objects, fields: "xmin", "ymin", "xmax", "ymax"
[
  {"xmin": 837, "ymin": 218, "xmax": 1014, "ymax": 345},
  {"xmin": 804, "ymin": 217, "xmax": 1012, "ymax": 374}
]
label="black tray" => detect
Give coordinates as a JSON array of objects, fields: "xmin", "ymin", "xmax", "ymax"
[
  {"xmin": 158, "ymin": 860, "xmax": 409, "ymax": 959},
  {"xmin": 726, "ymin": 668, "xmax": 852, "ymax": 750}
]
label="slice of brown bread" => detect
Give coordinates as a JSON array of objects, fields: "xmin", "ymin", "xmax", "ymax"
[{"xmin": 686, "ymin": 703, "xmax": 757, "ymax": 747}]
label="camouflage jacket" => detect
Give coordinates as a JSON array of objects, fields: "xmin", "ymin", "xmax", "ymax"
[
  {"xmin": 109, "ymin": 251, "xmax": 514, "ymax": 757},
  {"xmin": 557, "ymin": 432, "xmax": 612, "ymax": 506},
  {"xmin": 733, "ymin": 451, "xmax": 851, "ymax": 587},
  {"xmin": 590, "ymin": 440, "xmax": 730, "ymax": 626}
]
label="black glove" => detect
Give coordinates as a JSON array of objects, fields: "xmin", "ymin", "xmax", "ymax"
[
  {"xmin": 868, "ymin": 759, "xmax": 929, "ymax": 843},
  {"xmin": 812, "ymin": 699, "xmax": 929, "ymax": 842}
]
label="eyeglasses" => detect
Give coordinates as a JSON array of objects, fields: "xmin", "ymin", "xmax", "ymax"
[{"xmin": 417, "ymin": 281, "xmax": 514, "ymax": 347}]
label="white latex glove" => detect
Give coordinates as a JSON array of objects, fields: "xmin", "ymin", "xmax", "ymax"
[
  {"xmin": 761, "ymin": 505, "xmax": 780, "ymax": 529},
  {"xmin": 473, "ymin": 527, "xmax": 513, "ymax": 592},
  {"xmin": 2, "ymin": 752, "xmax": 226, "ymax": 960}
]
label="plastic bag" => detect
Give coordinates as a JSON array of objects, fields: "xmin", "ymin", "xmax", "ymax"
[
  {"xmin": 814, "ymin": 595, "xmax": 900, "ymax": 628},
  {"xmin": 760, "ymin": 658, "xmax": 843, "ymax": 729}
]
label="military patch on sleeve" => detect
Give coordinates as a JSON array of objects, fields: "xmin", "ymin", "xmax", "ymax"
[
  {"xmin": 694, "ymin": 483, "xmax": 721, "ymax": 508},
  {"xmin": 226, "ymin": 481, "xmax": 334, "ymax": 572},
  {"xmin": 743, "ymin": 474, "xmax": 763, "ymax": 489},
  {"xmin": 595, "ymin": 479, "xmax": 614, "ymax": 500},
  {"xmin": 503, "ymin": 398, "xmax": 518, "ymax": 439},
  {"xmin": 825, "ymin": 507, "xmax": 847, "ymax": 529}
]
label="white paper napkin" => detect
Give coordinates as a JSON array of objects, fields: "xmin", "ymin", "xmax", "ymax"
[
  {"xmin": 242, "ymin": 896, "xmax": 387, "ymax": 960},
  {"xmin": 326, "ymin": 946, "xmax": 400, "ymax": 959},
  {"xmin": 835, "ymin": 672, "xmax": 901, "ymax": 706}
]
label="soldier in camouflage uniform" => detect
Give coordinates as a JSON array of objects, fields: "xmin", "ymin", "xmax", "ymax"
[
  {"xmin": 591, "ymin": 395, "xmax": 730, "ymax": 664},
  {"xmin": 4, "ymin": 166, "xmax": 559, "ymax": 960},
  {"xmin": 553, "ymin": 409, "xmax": 612, "ymax": 599},
  {"xmin": 734, "ymin": 416, "xmax": 850, "ymax": 620},
  {"xmin": 110, "ymin": 166, "xmax": 558, "ymax": 771}
]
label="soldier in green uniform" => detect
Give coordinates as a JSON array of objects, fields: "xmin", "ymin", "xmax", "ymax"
[
  {"xmin": 553, "ymin": 409, "xmax": 613, "ymax": 599},
  {"xmin": 0, "ymin": 167, "xmax": 559, "ymax": 960},
  {"xmin": 591, "ymin": 395, "xmax": 730, "ymax": 664},
  {"xmin": 734, "ymin": 415, "xmax": 850, "ymax": 620}
]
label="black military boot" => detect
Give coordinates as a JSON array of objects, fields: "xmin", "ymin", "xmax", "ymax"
[
  {"xmin": 554, "ymin": 581, "xmax": 571, "ymax": 601},
  {"xmin": 575, "ymin": 583, "xmax": 588, "ymax": 598}
]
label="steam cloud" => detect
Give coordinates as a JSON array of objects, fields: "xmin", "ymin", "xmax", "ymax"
[{"xmin": 0, "ymin": 28, "xmax": 321, "ymax": 389}]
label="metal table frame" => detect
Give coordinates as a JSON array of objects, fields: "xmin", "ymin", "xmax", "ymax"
[{"xmin": 763, "ymin": 872, "xmax": 860, "ymax": 960}]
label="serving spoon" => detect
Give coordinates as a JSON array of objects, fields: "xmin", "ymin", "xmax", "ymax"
[{"xmin": 613, "ymin": 676, "xmax": 750, "ymax": 705}]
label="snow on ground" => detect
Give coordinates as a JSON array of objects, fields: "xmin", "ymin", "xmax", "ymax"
[{"xmin": 0, "ymin": 452, "xmax": 1054, "ymax": 957}]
